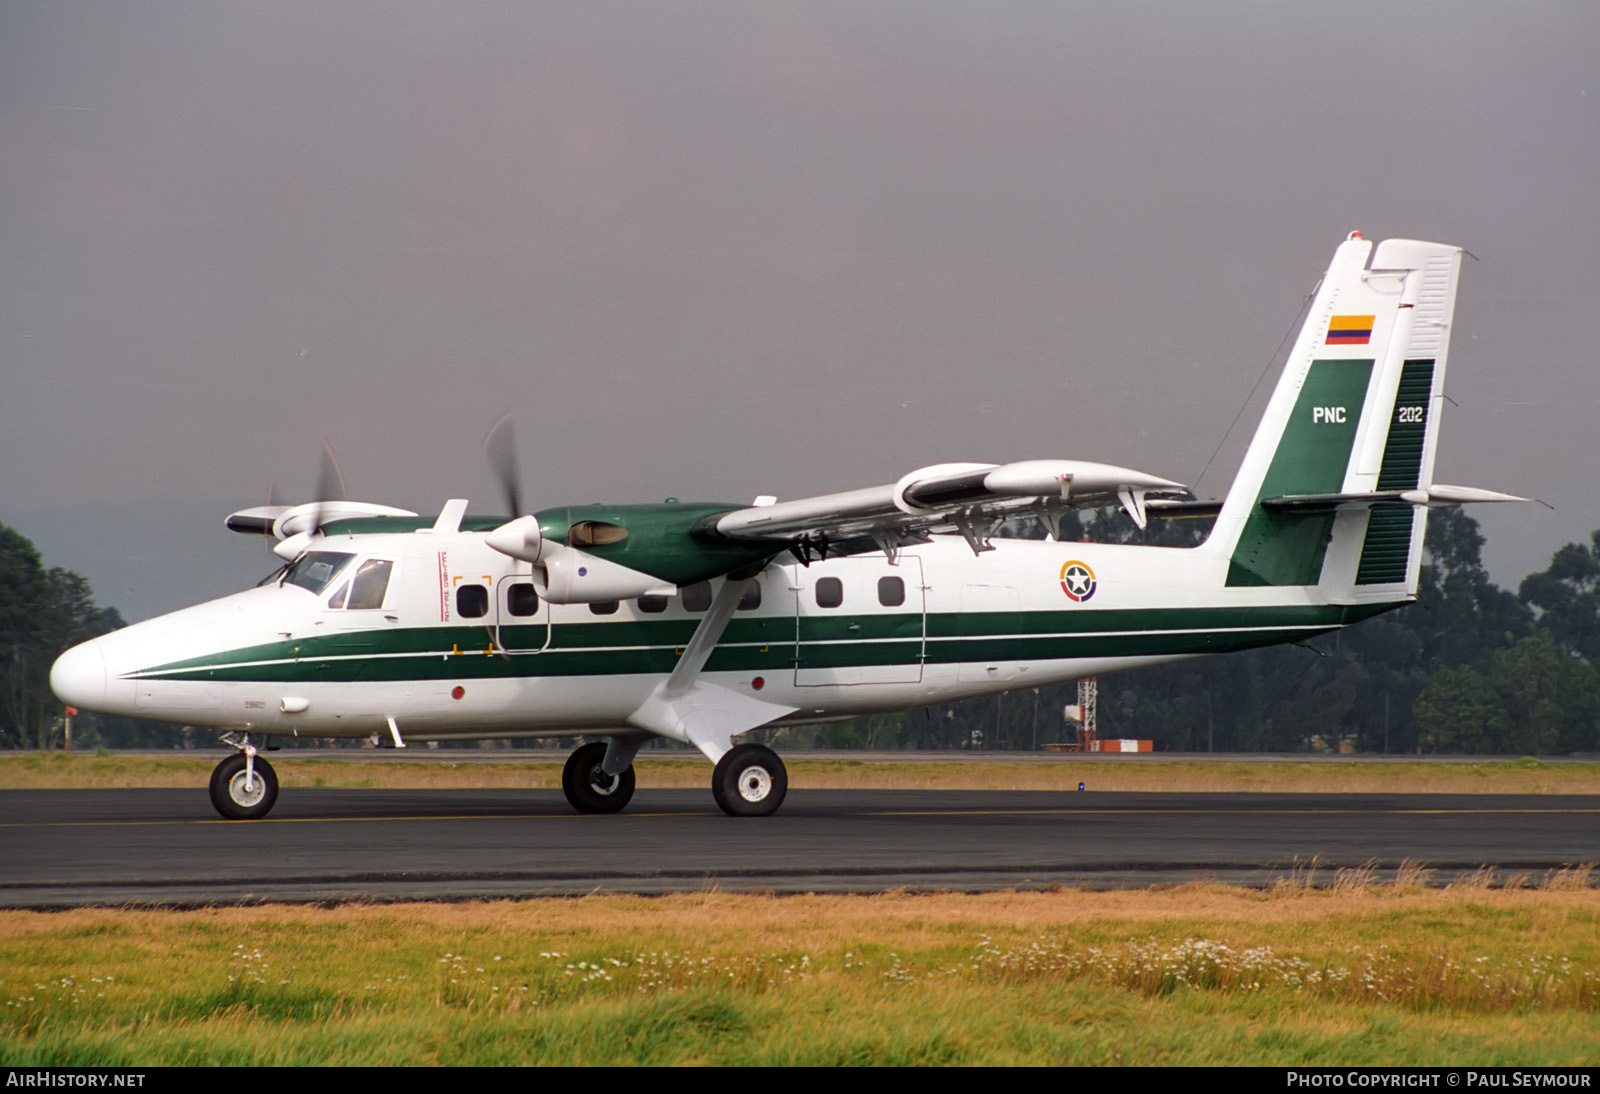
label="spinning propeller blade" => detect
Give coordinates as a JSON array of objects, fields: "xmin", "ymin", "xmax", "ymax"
[{"xmin": 484, "ymin": 413, "xmax": 523, "ymax": 517}]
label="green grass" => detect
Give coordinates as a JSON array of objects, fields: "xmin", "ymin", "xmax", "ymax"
[{"xmin": 2, "ymin": 887, "xmax": 1595, "ymax": 1065}]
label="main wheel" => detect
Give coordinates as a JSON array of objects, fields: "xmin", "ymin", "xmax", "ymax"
[
  {"xmin": 712, "ymin": 744, "xmax": 787, "ymax": 817},
  {"xmin": 561, "ymin": 742, "xmax": 636, "ymax": 814},
  {"xmin": 208, "ymin": 753, "xmax": 279, "ymax": 820}
]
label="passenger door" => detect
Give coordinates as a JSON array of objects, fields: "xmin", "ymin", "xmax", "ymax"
[{"xmin": 794, "ymin": 557, "xmax": 925, "ymax": 685}]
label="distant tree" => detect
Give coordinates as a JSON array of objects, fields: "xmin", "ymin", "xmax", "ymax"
[
  {"xmin": 0, "ymin": 523, "xmax": 134, "ymax": 749},
  {"xmin": 1519, "ymin": 531, "xmax": 1600, "ymax": 665},
  {"xmin": 1414, "ymin": 633, "xmax": 1600, "ymax": 754}
]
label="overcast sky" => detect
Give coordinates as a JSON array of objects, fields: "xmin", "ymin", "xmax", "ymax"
[{"xmin": 3, "ymin": 2, "xmax": 1597, "ymax": 621}]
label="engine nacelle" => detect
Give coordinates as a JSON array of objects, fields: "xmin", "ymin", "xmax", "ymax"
[{"xmin": 538, "ymin": 545, "xmax": 677, "ymax": 604}]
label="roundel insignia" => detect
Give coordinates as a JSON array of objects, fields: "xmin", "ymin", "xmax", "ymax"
[{"xmin": 1059, "ymin": 560, "xmax": 1096, "ymax": 603}]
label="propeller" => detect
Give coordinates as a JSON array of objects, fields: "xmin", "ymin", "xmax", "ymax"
[
  {"xmin": 226, "ymin": 444, "xmax": 417, "ymax": 559},
  {"xmin": 484, "ymin": 413, "xmax": 522, "ymax": 518},
  {"xmin": 271, "ymin": 442, "xmax": 348, "ymax": 560},
  {"xmin": 483, "ymin": 414, "xmax": 544, "ymax": 563},
  {"xmin": 260, "ymin": 483, "xmax": 280, "ymax": 559},
  {"xmin": 307, "ymin": 440, "xmax": 347, "ymax": 534}
]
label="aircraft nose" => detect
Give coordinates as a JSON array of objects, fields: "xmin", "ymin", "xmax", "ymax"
[{"xmin": 51, "ymin": 640, "xmax": 107, "ymax": 711}]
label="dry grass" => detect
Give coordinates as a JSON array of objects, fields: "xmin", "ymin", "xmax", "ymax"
[{"xmin": 4, "ymin": 751, "xmax": 1599, "ymax": 795}]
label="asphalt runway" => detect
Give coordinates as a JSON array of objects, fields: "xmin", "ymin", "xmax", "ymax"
[{"xmin": 3, "ymin": 788, "xmax": 1596, "ymax": 908}]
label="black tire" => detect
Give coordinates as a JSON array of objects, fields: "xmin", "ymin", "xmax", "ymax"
[
  {"xmin": 561, "ymin": 742, "xmax": 636, "ymax": 814},
  {"xmin": 711, "ymin": 744, "xmax": 787, "ymax": 817},
  {"xmin": 208, "ymin": 753, "xmax": 279, "ymax": 820}
]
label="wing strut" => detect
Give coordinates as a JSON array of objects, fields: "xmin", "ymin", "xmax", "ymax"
[{"xmin": 626, "ymin": 571, "xmax": 798, "ymax": 762}]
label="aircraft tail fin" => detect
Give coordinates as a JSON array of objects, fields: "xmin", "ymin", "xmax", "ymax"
[{"xmin": 1203, "ymin": 235, "xmax": 1467, "ymax": 600}]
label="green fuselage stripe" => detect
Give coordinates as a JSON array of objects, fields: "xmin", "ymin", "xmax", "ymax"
[{"xmin": 127, "ymin": 603, "xmax": 1392, "ymax": 684}]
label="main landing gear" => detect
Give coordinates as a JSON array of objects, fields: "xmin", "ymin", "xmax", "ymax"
[
  {"xmin": 209, "ymin": 738, "xmax": 279, "ymax": 820},
  {"xmin": 560, "ymin": 740, "xmax": 788, "ymax": 818},
  {"xmin": 561, "ymin": 742, "xmax": 637, "ymax": 814},
  {"xmin": 712, "ymin": 744, "xmax": 787, "ymax": 817}
]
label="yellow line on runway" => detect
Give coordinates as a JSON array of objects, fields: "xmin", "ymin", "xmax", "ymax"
[
  {"xmin": 0, "ymin": 812, "xmax": 701, "ymax": 828},
  {"xmin": 860, "ymin": 807, "xmax": 1600, "ymax": 817}
]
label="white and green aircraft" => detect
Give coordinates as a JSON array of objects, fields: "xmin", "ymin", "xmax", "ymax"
[{"xmin": 51, "ymin": 234, "xmax": 1523, "ymax": 820}]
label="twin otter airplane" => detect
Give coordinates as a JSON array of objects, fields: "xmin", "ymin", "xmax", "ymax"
[{"xmin": 51, "ymin": 235, "xmax": 1523, "ymax": 820}]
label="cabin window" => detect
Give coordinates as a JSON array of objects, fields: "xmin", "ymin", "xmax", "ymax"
[
  {"xmin": 637, "ymin": 594, "xmax": 668, "ymax": 613},
  {"xmin": 507, "ymin": 583, "xmax": 540, "ymax": 617},
  {"xmin": 815, "ymin": 577, "xmax": 843, "ymax": 608},
  {"xmin": 681, "ymin": 582, "xmax": 712, "ymax": 612},
  {"xmin": 283, "ymin": 551, "xmax": 354, "ymax": 595},
  {"xmin": 736, "ymin": 582, "xmax": 761, "ymax": 611},
  {"xmin": 456, "ymin": 584, "xmax": 488, "ymax": 618},
  {"xmin": 326, "ymin": 582, "xmax": 349, "ymax": 610},
  {"xmin": 569, "ymin": 521, "xmax": 628, "ymax": 547},
  {"xmin": 878, "ymin": 575, "xmax": 906, "ymax": 607},
  {"xmin": 346, "ymin": 559, "xmax": 393, "ymax": 610},
  {"xmin": 589, "ymin": 600, "xmax": 619, "ymax": 615}
]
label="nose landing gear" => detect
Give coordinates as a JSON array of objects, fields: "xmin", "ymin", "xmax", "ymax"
[{"xmin": 209, "ymin": 735, "xmax": 279, "ymax": 820}]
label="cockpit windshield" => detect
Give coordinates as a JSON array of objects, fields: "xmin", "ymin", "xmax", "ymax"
[
  {"xmin": 281, "ymin": 551, "xmax": 356, "ymax": 595},
  {"xmin": 256, "ymin": 564, "xmax": 290, "ymax": 588}
]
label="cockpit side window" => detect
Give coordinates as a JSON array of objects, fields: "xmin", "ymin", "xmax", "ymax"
[
  {"xmin": 346, "ymin": 559, "xmax": 394, "ymax": 610},
  {"xmin": 283, "ymin": 551, "xmax": 356, "ymax": 595}
]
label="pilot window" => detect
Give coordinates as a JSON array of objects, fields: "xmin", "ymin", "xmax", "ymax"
[
  {"xmin": 346, "ymin": 559, "xmax": 394, "ymax": 610},
  {"xmin": 637, "ymin": 594, "xmax": 668, "ymax": 613},
  {"xmin": 507, "ymin": 583, "xmax": 540, "ymax": 617},
  {"xmin": 815, "ymin": 577, "xmax": 843, "ymax": 608},
  {"xmin": 589, "ymin": 600, "xmax": 619, "ymax": 615},
  {"xmin": 737, "ymin": 582, "xmax": 761, "ymax": 611},
  {"xmin": 283, "ymin": 551, "xmax": 355, "ymax": 595},
  {"xmin": 878, "ymin": 575, "xmax": 906, "ymax": 607},
  {"xmin": 681, "ymin": 582, "xmax": 712, "ymax": 612},
  {"xmin": 456, "ymin": 584, "xmax": 489, "ymax": 618}
]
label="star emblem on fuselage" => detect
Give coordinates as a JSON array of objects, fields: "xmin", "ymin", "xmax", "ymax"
[{"xmin": 1060, "ymin": 560, "xmax": 1096, "ymax": 603}]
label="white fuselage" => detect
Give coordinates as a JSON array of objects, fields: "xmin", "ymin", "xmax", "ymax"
[{"xmin": 51, "ymin": 526, "xmax": 1374, "ymax": 744}]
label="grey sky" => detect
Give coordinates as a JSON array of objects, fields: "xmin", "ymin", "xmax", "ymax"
[{"xmin": 3, "ymin": 3, "xmax": 1597, "ymax": 621}]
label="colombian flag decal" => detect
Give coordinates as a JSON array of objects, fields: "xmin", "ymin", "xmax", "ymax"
[{"xmin": 1326, "ymin": 315, "xmax": 1374, "ymax": 345}]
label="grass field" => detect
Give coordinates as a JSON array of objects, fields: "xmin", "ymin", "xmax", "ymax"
[
  {"xmin": 4, "ymin": 750, "xmax": 1600, "ymax": 795},
  {"xmin": 2, "ymin": 883, "xmax": 1596, "ymax": 1066}
]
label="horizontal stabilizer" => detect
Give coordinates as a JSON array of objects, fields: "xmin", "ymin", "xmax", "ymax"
[
  {"xmin": 1261, "ymin": 486, "xmax": 1528, "ymax": 512},
  {"xmin": 1424, "ymin": 484, "xmax": 1529, "ymax": 506}
]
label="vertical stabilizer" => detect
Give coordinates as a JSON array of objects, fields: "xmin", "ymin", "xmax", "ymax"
[{"xmin": 1205, "ymin": 235, "xmax": 1463, "ymax": 599}]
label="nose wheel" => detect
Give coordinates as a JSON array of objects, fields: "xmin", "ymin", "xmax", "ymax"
[
  {"xmin": 561, "ymin": 741, "xmax": 636, "ymax": 814},
  {"xmin": 209, "ymin": 752, "xmax": 279, "ymax": 820},
  {"xmin": 712, "ymin": 744, "xmax": 787, "ymax": 817}
]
